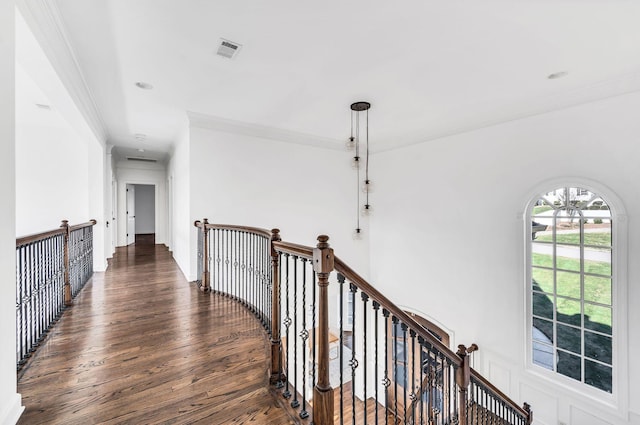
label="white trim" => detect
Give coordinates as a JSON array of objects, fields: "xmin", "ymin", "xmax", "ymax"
[
  {"xmin": 0, "ymin": 393, "xmax": 24, "ymax": 425},
  {"xmin": 16, "ymin": 0, "xmax": 108, "ymax": 144},
  {"xmin": 187, "ymin": 111, "xmax": 342, "ymax": 151},
  {"xmin": 521, "ymin": 177, "xmax": 629, "ymax": 420}
]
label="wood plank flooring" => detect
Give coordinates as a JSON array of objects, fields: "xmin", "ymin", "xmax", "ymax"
[{"xmin": 17, "ymin": 243, "xmax": 296, "ymax": 425}]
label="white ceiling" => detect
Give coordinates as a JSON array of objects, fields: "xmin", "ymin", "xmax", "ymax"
[{"xmin": 25, "ymin": 0, "xmax": 640, "ymax": 154}]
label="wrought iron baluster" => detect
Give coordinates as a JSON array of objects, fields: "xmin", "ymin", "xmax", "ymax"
[
  {"xmin": 401, "ymin": 323, "xmax": 408, "ymax": 424},
  {"xmin": 409, "ymin": 329, "xmax": 416, "ymax": 425},
  {"xmin": 311, "ymin": 268, "xmax": 317, "ymax": 417},
  {"xmin": 338, "ymin": 273, "xmax": 345, "ymax": 425},
  {"xmin": 349, "ymin": 282, "xmax": 358, "ymax": 425},
  {"xmin": 362, "ymin": 291, "xmax": 369, "ymax": 425},
  {"xmin": 373, "ymin": 301, "xmax": 380, "ymax": 425},
  {"xmin": 392, "ymin": 315, "xmax": 399, "ymax": 423},
  {"xmin": 418, "ymin": 336, "xmax": 425, "ymax": 425},
  {"xmin": 290, "ymin": 256, "xmax": 300, "ymax": 409},
  {"xmin": 282, "ymin": 253, "xmax": 292, "ymax": 399},
  {"xmin": 299, "ymin": 258, "xmax": 309, "ymax": 419},
  {"xmin": 382, "ymin": 309, "xmax": 390, "ymax": 425}
]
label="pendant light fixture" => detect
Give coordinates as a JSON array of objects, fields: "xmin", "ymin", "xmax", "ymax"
[{"xmin": 349, "ymin": 101, "xmax": 371, "ymax": 239}]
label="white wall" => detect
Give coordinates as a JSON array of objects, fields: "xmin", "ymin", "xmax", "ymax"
[
  {"xmin": 114, "ymin": 160, "xmax": 167, "ymax": 247},
  {"xmin": 134, "ymin": 184, "xmax": 155, "ymax": 234},
  {"xmin": 187, "ymin": 125, "xmax": 370, "ymax": 283},
  {"xmin": 370, "ymin": 91, "xmax": 640, "ymax": 425},
  {"xmin": 0, "ymin": 3, "xmax": 24, "ymax": 424},
  {"xmin": 167, "ymin": 126, "xmax": 190, "ymax": 278},
  {"xmin": 14, "ymin": 56, "xmax": 89, "ymax": 235}
]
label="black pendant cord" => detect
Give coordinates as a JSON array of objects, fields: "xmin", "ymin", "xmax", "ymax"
[
  {"xmin": 356, "ymin": 110, "xmax": 361, "ymax": 234},
  {"xmin": 365, "ymin": 108, "xmax": 370, "ymax": 208}
]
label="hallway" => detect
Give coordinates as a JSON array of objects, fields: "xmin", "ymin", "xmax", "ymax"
[{"xmin": 17, "ymin": 243, "xmax": 295, "ymax": 425}]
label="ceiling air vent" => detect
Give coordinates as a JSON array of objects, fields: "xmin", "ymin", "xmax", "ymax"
[
  {"xmin": 127, "ymin": 157, "xmax": 157, "ymax": 163},
  {"xmin": 216, "ymin": 38, "xmax": 242, "ymax": 59}
]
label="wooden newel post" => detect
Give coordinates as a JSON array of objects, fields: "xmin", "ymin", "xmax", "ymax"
[
  {"xmin": 201, "ymin": 218, "xmax": 210, "ymax": 292},
  {"xmin": 312, "ymin": 235, "xmax": 334, "ymax": 425},
  {"xmin": 456, "ymin": 344, "xmax": 471, "ymax": 424},
  {"xmin": 61, "ymin": 220, "xmax": 71, "ymax": 306},
  {"xmin": 523, "ymin": 402, "xmax": 533, "ymax": 425},
  {"xmin": 269, "ymin": 228, "xmax": 283, "ymax": 385}
]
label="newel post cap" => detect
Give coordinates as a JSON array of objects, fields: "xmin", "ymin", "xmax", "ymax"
[
  {"xmin": 60, "ymin": 220, "xmax": 69, "ymax": 228},
  {"xmin": 313, "ymin": 235, "xmax": 334, "ymax": 273}
]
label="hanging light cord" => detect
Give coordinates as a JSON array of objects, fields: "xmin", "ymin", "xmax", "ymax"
[
  {"xmin": 365, "ymin": 109, "xmax": 370, "ymax": 207},
  {"xmin": 356, "ymin": 111, "xmax": 361, "ymax": 231}
]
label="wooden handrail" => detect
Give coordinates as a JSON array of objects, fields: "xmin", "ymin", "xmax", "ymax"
[
  {"xmin": 201, "ymin": 222, "xmax": 272, "ymax": 239},
  {"xmin": 272, "ymin": 240, "xmax": 314, "ymax": 259},
  {"xmin": 470, "ymin": 367, "xmax": 531, "ymax": 418},
  {"xmin": 68, "ymin": 219, "xmax": 97, "ymax": 232},
  {"xmin": 334, "ymin": 256, "xmax": 461, "ymax": 365},
  {"xmin": 16, "ymin": 228, "xmax": 66, "ymax": 247}
]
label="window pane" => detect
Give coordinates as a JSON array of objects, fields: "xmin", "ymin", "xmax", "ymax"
[
  {"xmin": 584, "ymin": 304, "xmax": 612, "ymax": 335},
  {"xmin": 557, "ymin": 324, "xmax": 581, "ymax": 354},
  {"xmin": 584, "ymin": 276, "xmax": 611, "ymax": 305},
  {"xmin": 531, "ymin": 252, "xmax": 552, "ymax": 269},
  {"xmin": 585, "ymin": 361, "xmax": 612, "ymax": 393},
  {"xmin": 556, "ymin": 271, "xmax": 581, "ymax": 300},
  {"xmin": 557, "ymin": 351, "xmax": 581, "ymax": 382},
  {"xmin": 533, "ymin": 292, "xmax": 554, "ymax": 320},
  {"xmin": 529, "ymin": 186, "xmax": 614, "ymax": 394},
  {"xmin": 555, "ymin": 255, "xmax": 580, "ymax": 272},
  {"xmin": 532, "ymin": 267, "xmax": 553, "ymax": 293},
  {"xmin": 533, "ymin": 318, "xmax": 553, "ymax": 343},
  {"xmin": 582, "ymin": 223, "xmax": 611, "ymax": 247},
  {"xmin": 583, "ymin": 252, "xmax": 611, "ymax": 277},
  {"xmin": 585, "ymin": 332, "xmax": 612, "ymax": 365},
  {"xmin": 556, "ymin": 298, "xmax": 581, "ymax": 326}
]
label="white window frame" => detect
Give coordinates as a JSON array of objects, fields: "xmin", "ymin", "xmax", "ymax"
[{"xmin": 523, "ymin": 178, "xmax": 628, "ymax": 416}]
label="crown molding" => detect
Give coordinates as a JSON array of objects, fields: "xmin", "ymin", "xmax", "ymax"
[
  {"xmin": 16, "ymin": 0, "xmax": 108, "ymax": 144},
  {"xmin": 187, "ymin": 111, "xmax": 343, "ymax": 151}
]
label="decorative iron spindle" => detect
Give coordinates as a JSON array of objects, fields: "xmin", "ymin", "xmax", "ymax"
[
  {"xmin": 361, "ymin": 291, "xmax": 369, "ymax": 425},
  {"xmin": 382, "ymin": 309, "xmax": 390, "ymax": 425},
  {"xmin": 283, "ymin": 253, "xmax": 292, "ymax": 400},
  {"xmin": 373, "ymin": 301, "xmax": 380, "ymax": 425},
  {"xmin": 338, "ymin": 273, "xmax": 345, "ymax": 425},
  {"xmin": 299, "ymin": 258, "xmax": 309, "ymax": 419},
  {"xmin": 290, "ymin": 256, "xmax": 300, "ymax": 409},
  {"xmin": 349, "ymin": 282, "xmax": 358, "ymax": 425}
]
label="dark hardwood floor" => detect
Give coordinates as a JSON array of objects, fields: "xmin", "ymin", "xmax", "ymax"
[{"xmin": 17, "ymin": 243, "xmax": 296, "ymax": 425}]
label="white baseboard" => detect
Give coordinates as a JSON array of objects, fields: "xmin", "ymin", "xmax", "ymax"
[{"xmin": 0, "ymin": 393, "xmax": 24, "ymax": 425}]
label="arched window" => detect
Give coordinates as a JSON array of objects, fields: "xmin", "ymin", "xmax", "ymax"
[{"xmin": 529, "ymin": 186, "xmax": 614, "ymax": 393}]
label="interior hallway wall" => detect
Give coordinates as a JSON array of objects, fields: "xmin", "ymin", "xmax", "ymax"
[{"xmin": 0, "ymin": 2, "xmax": 24, "ymax": 423}]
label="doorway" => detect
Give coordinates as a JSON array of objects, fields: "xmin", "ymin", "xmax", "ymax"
[{"xmin": 125, "ymin": 184, "xmax": 156, "ymax": 245}]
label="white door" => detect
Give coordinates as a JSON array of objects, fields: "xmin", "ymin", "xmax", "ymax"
[{"xmin": 126, "ymin": 184, "xmax": 135, "ymax": 245}]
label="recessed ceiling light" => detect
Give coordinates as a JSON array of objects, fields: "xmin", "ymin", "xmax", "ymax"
[
  {"xmin": 547, "ymin": 71, "xmax": 568, "ymax": 80},
  {"xmin": 135, "ymin": 81, "xmax": 153, "ymax": 90},
  {"xmin": 138, "ymin": 149, "xmax": 145, "ymax": 153},
  {"xmin": 35, "ymin": 103, "xmax": 51, "ymax": 110},
  {"xmin": 134, "ymin": 133, "xmax": 147, "ymax": 141}
]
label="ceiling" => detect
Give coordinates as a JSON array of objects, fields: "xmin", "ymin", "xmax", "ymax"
[{"xmin": 22, "ymin": 0, "xmax": 640, "ymax": 157}]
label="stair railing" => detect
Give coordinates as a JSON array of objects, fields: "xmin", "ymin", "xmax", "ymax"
[
  {"xmin": 15, "ymin": 219, "xmax": 97, "ymax": 372},
  {"xmin": 194, "ymin": 220, "xmax": 532, "ymax": 425}
]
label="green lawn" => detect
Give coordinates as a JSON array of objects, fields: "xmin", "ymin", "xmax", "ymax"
[
  {"xmin": 535, "ymin": 232, "xmax": 611, "ymax": 247},
  {"xmin": 532, "ymin": 253, "xmax": 612, "ymax": 329},
  {"xmin": 532, "ymin": 205, "xmax": 554, "ymax": 215}
]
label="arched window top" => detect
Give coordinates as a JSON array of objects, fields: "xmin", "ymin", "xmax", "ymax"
[{"xmin": 529, "ymin": 185, "xmax": 614, "ymax": 393}]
